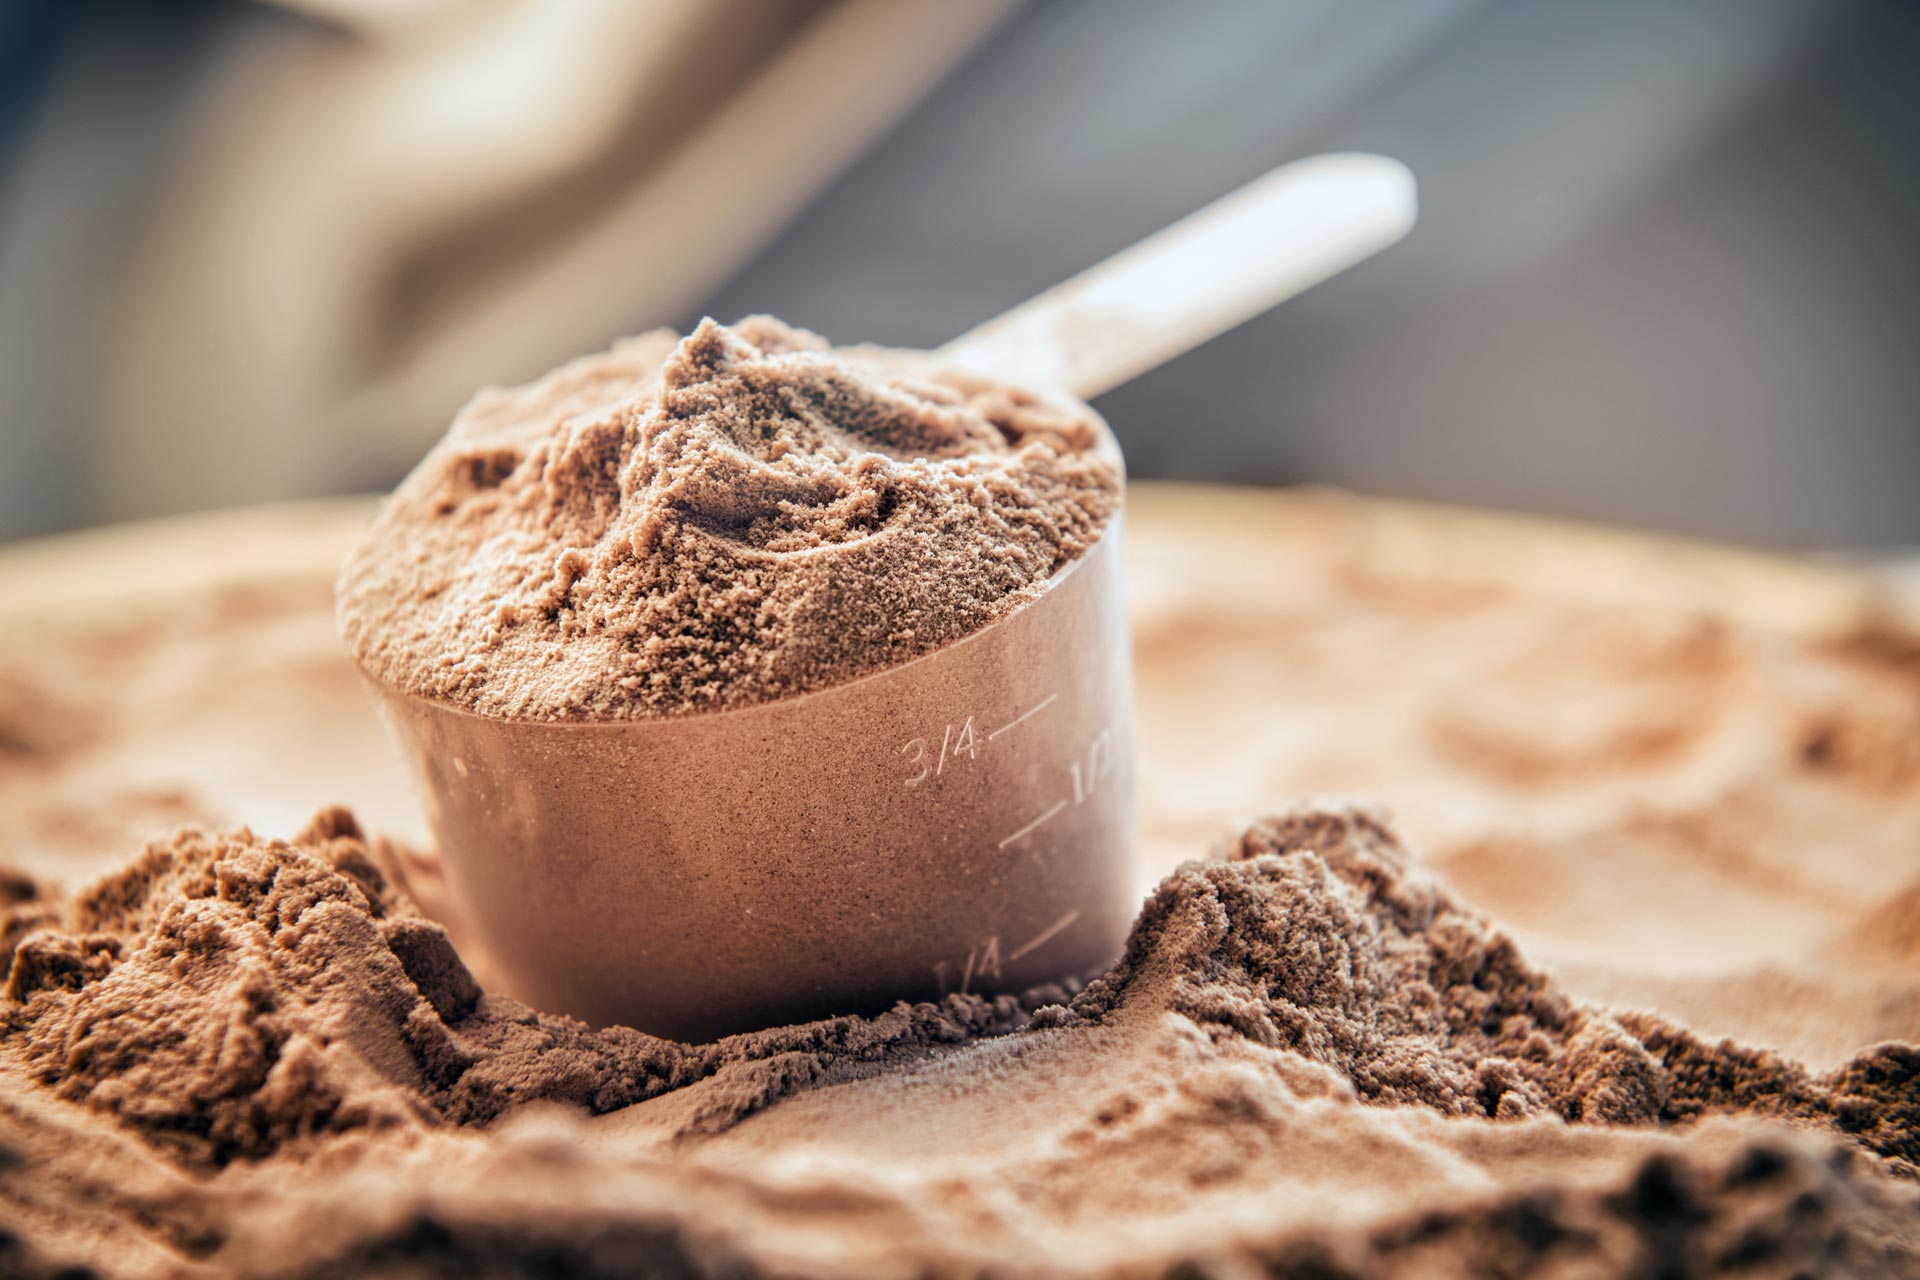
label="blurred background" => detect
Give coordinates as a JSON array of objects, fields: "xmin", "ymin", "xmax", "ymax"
[{"xmin": 1, "ymin": 0, "xmax": 1916, "ymax": 551}]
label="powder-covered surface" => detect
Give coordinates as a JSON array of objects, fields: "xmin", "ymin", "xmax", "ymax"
[
  {"xmin": 0, "ymin": 803, "xmax": 1915, "ymax": 1277},
  {"xmin": 335, "ymin": 317, "xmax": 1122, "ymax": 719},
  {"xmin": 3, "ymin": 486, "xmax": 1919, "ymax": 1277}
]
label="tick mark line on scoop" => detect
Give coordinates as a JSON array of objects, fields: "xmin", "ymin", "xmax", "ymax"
[
  {"xmin": 988, "ymin": 693, "xmax": 1058, "ymax": 741},
  {"xmin": 998, "ymin": 800, "xmax": 1067, "ymax": 849},
  {"xmin": 1008, "ymin": 910, "xmax": 1080, "ymax": 962}
]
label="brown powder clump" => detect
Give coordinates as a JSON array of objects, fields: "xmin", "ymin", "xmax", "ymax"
[
  {"xmin": 1054, "ymin": 804, "xmax": 1917, "ymax": 1172},
  {"xmin": 0, "ymin": 810, "xmax": 1039, "ymax": 1173},
  {"xmin": 335, "ymin": 316, "xmax": 1122, "ymax": 720}
]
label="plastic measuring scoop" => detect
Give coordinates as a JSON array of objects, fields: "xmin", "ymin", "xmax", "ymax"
[
  {"xmin": 371, "ymin": 518, "xmax": 1134, "ymax": 1042},
  {"xmin": 369, "ymin": 155, "xmax": 1416, "ymax": 1041}
]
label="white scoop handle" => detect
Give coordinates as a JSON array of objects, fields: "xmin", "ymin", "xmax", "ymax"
[{"xmin": 939, "ymin": 153, "xmax": 1416, "ymax": 401}]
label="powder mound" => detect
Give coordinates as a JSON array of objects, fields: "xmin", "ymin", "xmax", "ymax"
[
  {"xmin": 1064, "ymin": 802, "xmax": 1917, "ymax": 1171},
  {"xmin": 0, "ymin": 810, "xmax": 438, "ymax": 1165},
  {"xmin": 336, "ymin": 316, "xmax": 1123, "ymax": 719},
  {"xmin": 1, "ymin": 803, "xmax": 1910, "ymax": 1187},
  {"xmin": 0, "ymin": 811, "xmax": 1038, "ymax": 1170}
]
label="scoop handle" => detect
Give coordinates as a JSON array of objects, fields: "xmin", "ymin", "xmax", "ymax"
[{"xmin": 939, "ymin": 153, "xmax": 1416, "ymax": 401}]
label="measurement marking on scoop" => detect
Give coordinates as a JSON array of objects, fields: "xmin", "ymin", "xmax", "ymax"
[
  {"xmin": 988, "ymin": 692, "xmax": 1058, "ymax": 741},
  {"xmin": 901, "ymin": 715, "xmax": 981, "ymax": 788},
  {"xmin": 1008, "ymin": 910, "xmax": 1080, "ymax": 962},
  {"xmin": 998, "ymin": 799, "xmax": 1067, "ymax": 849},
  {"xmin": 933, "ymin": 935, "xmax": 1005, "ymax": 997}
]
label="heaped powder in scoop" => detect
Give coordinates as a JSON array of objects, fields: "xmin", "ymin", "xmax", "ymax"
[{"xmin": 335, "ymin": 316, "xmax": 1123, "ymax": 720}]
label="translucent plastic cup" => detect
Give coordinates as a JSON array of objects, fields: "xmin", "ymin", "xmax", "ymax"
[{"xmin": 365, "ymin": 520, "xmax": 1137, "ymax": 1042}]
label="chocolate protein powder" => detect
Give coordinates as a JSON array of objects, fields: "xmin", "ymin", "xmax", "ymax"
[
  {"xmin": 336, "ymin": 316, "xmax": 1123, "ymax": 720},
  {"xmin": 2, "ymin": 487, "xmax": 1918, "ymax": 1276},
  {"xmin": 1, "ymin": 804, "xmax": 1914, "ymax": 1276}
]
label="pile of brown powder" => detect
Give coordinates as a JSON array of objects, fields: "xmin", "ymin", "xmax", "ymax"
[
  {"xmin": 1, "ymin": 803, "xmax": 1913, "ymax": 1277},
  {"xmin": 335, "ymin": 316, "xmax": 1122, "ymax": 719},
  {"xmin": 1059, "ymin": 806, "xmax": 1915, "ymax": 1168},
  {"xmin": 0, "ymin": 809, "xmax": 1037, "ymax": 1171}
]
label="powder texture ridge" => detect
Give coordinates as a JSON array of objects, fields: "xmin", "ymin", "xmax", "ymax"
[
  {"xmin": 1, "ymin": 803, "xmax": 1914, "ymax": 1278},
  {"xmin": 335, "ymin": 316, "xmax": 1123, "ymax": 719}
]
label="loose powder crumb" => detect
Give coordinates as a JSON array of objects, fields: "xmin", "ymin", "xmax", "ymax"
[{"xmin": 335, "ymin": 317, "xmax": 1122, "ymax": 719}]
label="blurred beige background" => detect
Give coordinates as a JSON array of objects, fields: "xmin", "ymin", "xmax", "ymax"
[{"xmin": 2, "ymin": 0, "xmax": 1917, "ymax": 550}]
